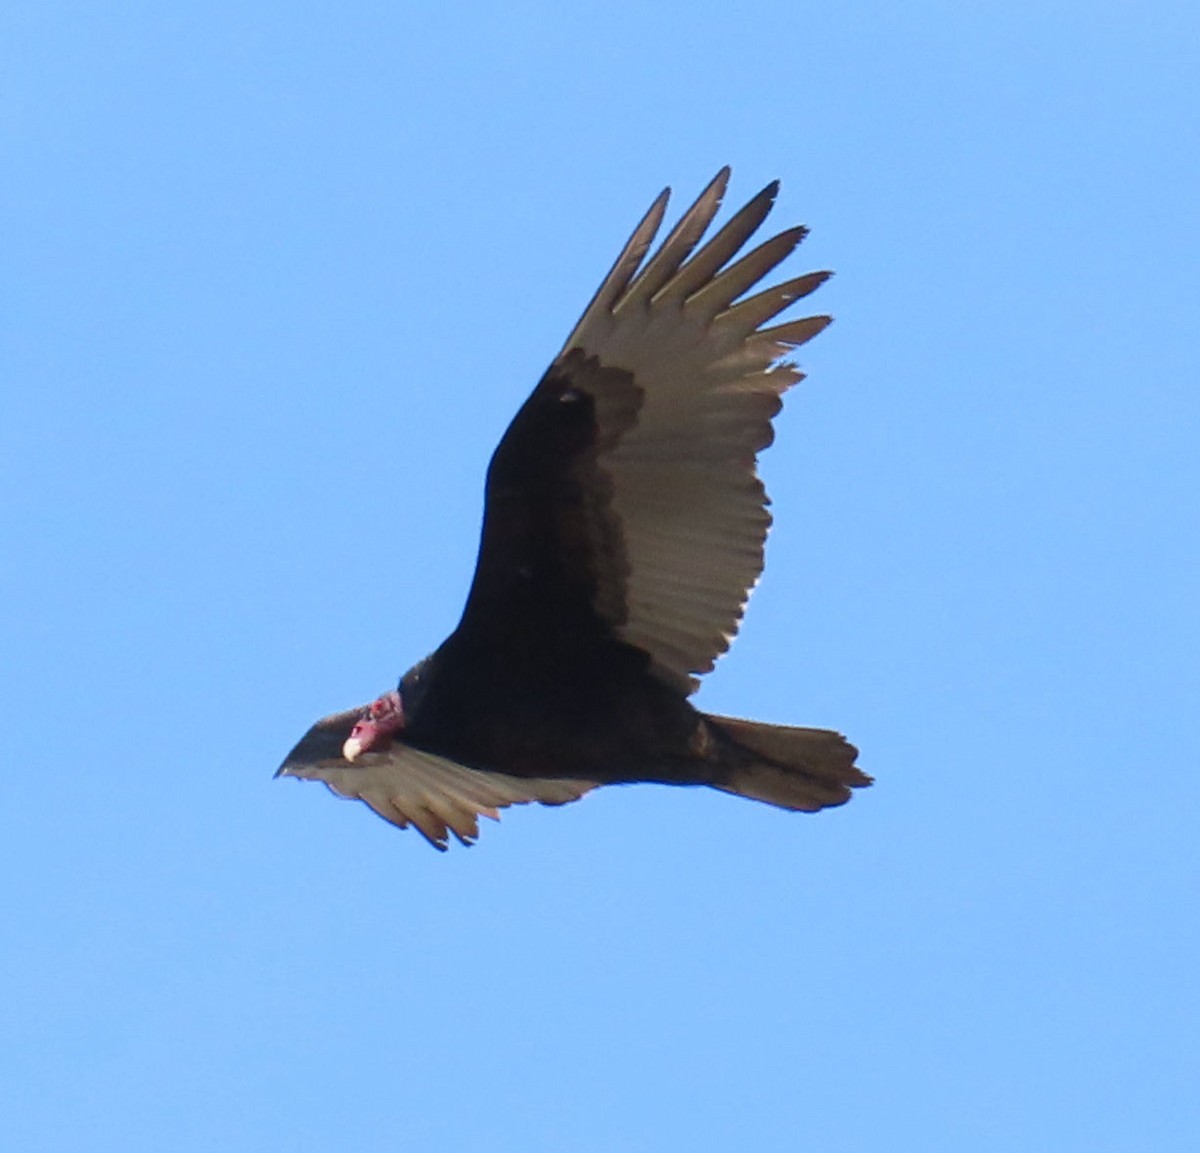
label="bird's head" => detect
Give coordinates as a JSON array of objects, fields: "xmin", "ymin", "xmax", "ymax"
[
  {"xmin": 276, "ymin": 686, "xmax": 412, "ymax": 781},
  {"xmin": 341, "ymin": 689, "xmax": 405, "ymax": 762}
]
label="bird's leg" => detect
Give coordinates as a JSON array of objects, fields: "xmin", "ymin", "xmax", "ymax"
[{"xmin": 342, "ymin": 690, "xmax": 405, "ymax": 762}]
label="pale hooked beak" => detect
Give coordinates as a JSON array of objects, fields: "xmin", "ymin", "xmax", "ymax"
[{"xmin": 342, "ymin": 736, "xmax": 365, "ymax": 762}]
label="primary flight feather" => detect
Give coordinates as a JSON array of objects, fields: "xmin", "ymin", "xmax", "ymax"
[{"xmin": 277, "ymin": 168, "xmax": 870, "ymax": 849}]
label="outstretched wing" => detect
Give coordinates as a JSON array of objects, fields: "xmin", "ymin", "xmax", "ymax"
[
  {"xmin": 460, "ymin": 169, "xmax": 830, "ymax": 693},
  {"xmin": 277, "ymin": 710, "xmax": 597, "ymax": 850}
]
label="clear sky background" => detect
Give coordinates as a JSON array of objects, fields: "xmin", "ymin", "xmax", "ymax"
[{"xmin": 3, "ymin": 3, "xmax": 1198, "ymax": 1150}]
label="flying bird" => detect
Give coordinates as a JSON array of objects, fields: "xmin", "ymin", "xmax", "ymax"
[{"xmin": 277, "ymin": 168, "xmax": 870, "ymax": 849}]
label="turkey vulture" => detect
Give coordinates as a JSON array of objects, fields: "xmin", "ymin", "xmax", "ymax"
[{"xmin": 277, "ymin": 168, "xmax": 870, "ymax": 849}]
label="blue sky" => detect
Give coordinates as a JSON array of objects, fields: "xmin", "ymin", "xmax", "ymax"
[{"xmin": 3, "ymin": 2, "xmax": 1198, "ymax": 1150}]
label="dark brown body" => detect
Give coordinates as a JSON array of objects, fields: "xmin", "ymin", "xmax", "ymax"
[{"xmin": 403, "ymin": 631, "xmax": 717, "ymax": 786}]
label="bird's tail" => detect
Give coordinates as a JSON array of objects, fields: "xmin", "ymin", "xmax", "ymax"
[{"xmin": 704, "ymin": 713, "xmax": 872, "ymax": 812}]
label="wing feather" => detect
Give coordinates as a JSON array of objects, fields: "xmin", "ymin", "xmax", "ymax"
[
  {"xmin": 556, "ymin": 174, "xmax": 831, "ymax": 693},
  {"xmin": 714, "ymin": 271, "xmax": 831, "ymax": 335},
  {"xmin": 563, "ymin": 188, "xmax": 671, "ymax": 352},
  {"xmin": 683, "ymin": 227, "xmax": 810, "ymax": 320},
  {"xmin": 611, "ymin": 167, "xmax": 730, "ymax": 313},
  {"xmin": 652, "ymin": 181, "xmax": 780, "ymax": 306}
]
